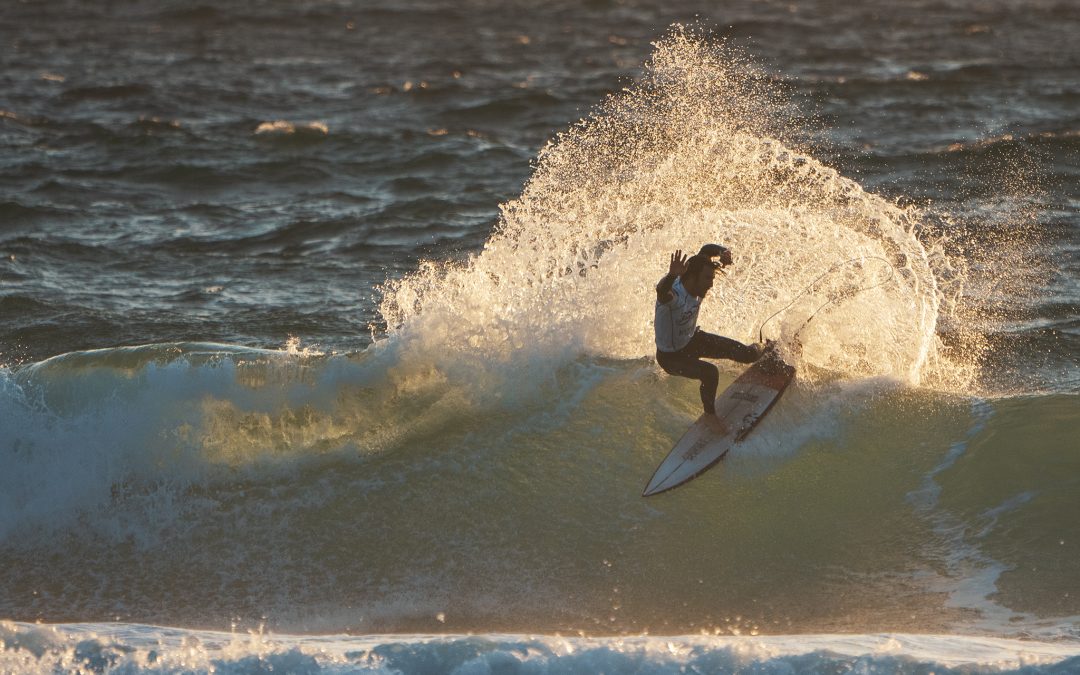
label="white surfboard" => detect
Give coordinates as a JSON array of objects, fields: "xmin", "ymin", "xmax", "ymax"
[{"xmin": 643, "ymin": 349, "xmax": 795, "ymax": 497}]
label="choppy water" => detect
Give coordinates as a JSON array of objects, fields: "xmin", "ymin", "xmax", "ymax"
[{"xmin": 2, "ymin": 0, "xmax": 1079, "ymax": 672}]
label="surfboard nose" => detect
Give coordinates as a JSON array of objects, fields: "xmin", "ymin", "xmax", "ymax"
[{"xmin": 643, "ymin": 357, "xmax": 795, "ymax": 496}]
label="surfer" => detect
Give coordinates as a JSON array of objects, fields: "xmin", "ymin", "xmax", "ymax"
[{"xmin": 654, "ymin": 244, "xmax": 763, "ymax": 431}]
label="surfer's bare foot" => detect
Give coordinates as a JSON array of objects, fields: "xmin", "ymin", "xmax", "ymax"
[{"xmin": 702, "ymin": 413, "xmax": 730, "ymax": 435}]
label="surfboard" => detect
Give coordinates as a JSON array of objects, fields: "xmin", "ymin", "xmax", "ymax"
[{"xmin": 643, "ymin": 347, "xmax": 795, "ymax": 497}]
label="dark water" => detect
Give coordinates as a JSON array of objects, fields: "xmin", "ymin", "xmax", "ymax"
[
  {"xmin": 3, "ymin": 0, "xmax": 1075, "ymax": 364},
  {"xmin": 2, "ymin": 0, "xmax": 1079, "ymax": 660}
]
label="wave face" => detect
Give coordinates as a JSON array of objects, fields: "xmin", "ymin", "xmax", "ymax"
[
  {"xmin": 4, "ymin": 342, "xmax": 1078, "ymax": 637},
  {"xmin": 2, "ymin": 8, "xmax": 1078, "ymax": 655}
]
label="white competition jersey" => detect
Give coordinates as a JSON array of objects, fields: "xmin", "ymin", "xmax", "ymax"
[{"xmin": 654, "ymin": 277, "xmax": 701, "ymax": 353}]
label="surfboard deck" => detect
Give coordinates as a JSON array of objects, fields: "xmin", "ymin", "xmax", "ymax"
[{"xmin": 643, "ymin": 348, "xmax": 795, "ymax": 497}]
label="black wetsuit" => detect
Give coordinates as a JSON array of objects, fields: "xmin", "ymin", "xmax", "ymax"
[{"xmin": 656, "ymin": 330, "xmax": 760, "ymax": 415}]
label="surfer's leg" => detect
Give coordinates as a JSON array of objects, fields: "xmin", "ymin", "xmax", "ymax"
[
  {"xmin": 657, "ymin": 350, "xmax": 719, "ymax": 414},
  {"xmin": 689, "ymin": 331, "xmax": 760, "ymax": 364},
  {"xmin": 696, "ymin": 361, "xmax": 719, "ymax": 414}
]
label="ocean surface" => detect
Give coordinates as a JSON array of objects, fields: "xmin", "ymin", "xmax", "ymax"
[{"xmin": 2, "ymin": 0, "xmax": 1079, "ymax": 672}]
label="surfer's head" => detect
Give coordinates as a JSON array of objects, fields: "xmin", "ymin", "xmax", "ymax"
[
  {"xmin": 682, "ymin": 244, "xmax": 731, "ymax": 297},
  {"xmin": 698, "ymin": 243, "xmax": 733, "ymax": 267}
]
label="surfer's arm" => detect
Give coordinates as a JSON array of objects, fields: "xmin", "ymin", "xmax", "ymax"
[
  {"xmin": 656, "ymin": 272, "xmax": 678, "ymax": 303},
  {"xmin": 656, "ymin": 250, "xmax": 688, "ymax": 303}
]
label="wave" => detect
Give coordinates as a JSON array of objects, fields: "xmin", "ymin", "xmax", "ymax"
[
  {"xmin": 154, "ymin": 6, "xmax": 225, "ymax": 23},
  {"xmin": 938, "ymin": 129, "xmax": 1080, "ymax": 158},
  {"xmin": 2, "ymin": 623, "xmax": 1079, "ymax": 674},
  {"xmin": 443, "ymin": 91, "xmax": 566, "ymax": 122},
  {"xmin": 253, "ymin": 120, "xmax": 330, "ymax": 140},
  {"xmin": 1, "ymin": 26, "xmax": 1071, "ymax": 637},
  {"xmin": 1, "ymin": 341, "xmax": 1077, "ymax": 634},
  {"xmin": 0, "ymin": 200, "xmax": 74, "ymax": 227},
  {"xmin": 0, "ymin": 109, "xmax": 56, "ymax": 129},
  {"xmin": 60, "ymin": 83, "xmax": 154, "ymax": 102},
  {"xmin": 148, "ymin": 209, "xmax": 466, "ymax": 257}
]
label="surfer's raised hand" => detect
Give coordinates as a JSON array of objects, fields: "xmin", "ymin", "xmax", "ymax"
[
  {"xmin": 657, "ymin": 250, "xmax": 689, "ymax": 303},
  {"xmin": 668, "ymin": 250, "xmax": 688, "ymax": 277}
]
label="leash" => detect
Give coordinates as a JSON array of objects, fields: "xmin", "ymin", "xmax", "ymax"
[{"xmin": 757, "ymin": 256, "xmax": 897, "ymax": 344}]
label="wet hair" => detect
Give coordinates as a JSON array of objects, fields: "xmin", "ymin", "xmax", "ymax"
[
  {"xmin": 681, "ymin": 244, "xmax": 729, "ymax": 283},
  {"xmin": 682, "ymin": 253, "xmax": 717, "ymax": 282},
  {"xmin": 697, "ymin": 243, "xmax": 726, "ymax": 259}
]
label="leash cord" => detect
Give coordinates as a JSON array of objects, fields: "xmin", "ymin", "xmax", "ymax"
[{"xmin": 757, "ymin": 255, "xmax": 897, "ymax": 344}]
